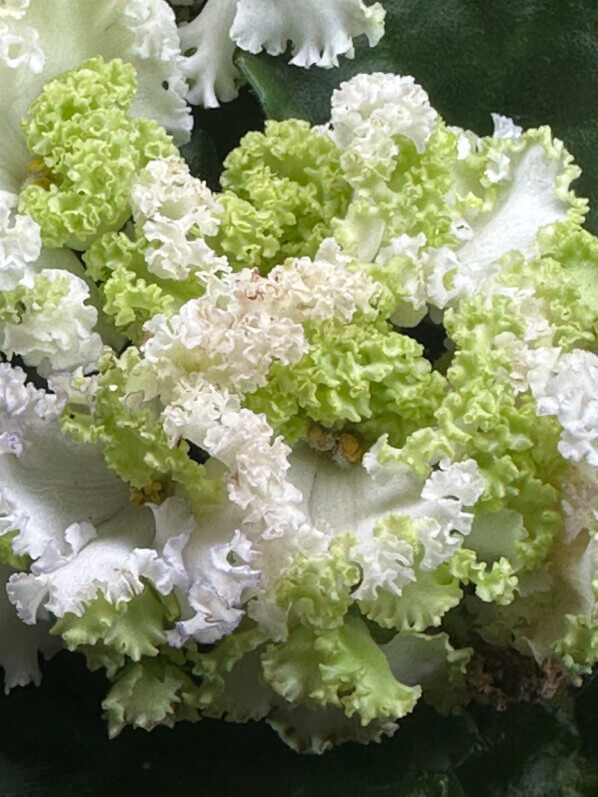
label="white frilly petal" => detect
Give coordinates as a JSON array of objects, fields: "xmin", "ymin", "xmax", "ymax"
[
  {"xmin": 178, "ymin": 0, "xmax": 239, "ymax": 108},
  {"xmin": 130, "ymin": 156, "xmax": 228, "ymax": 281},
  {"xmin": 0, "ymin": 565, "xmax": 59, "ymax": 692},
  {"xmin": 7, "ymin": 506, "xmax": 154, "ymax": 621},
  {"xmin": 289, "ymin": 442, "xmax": 484, "ymax": 598},
  {"xmin": 426, "ymin": 136, "xmax": 577, "ymax": 310},
  {"xmin": 528, "ymin": 349, "xmax": 598, "ymax": 467},
  {"xmin": 0, "ymin": 269, "xmax": 103, "ymax": 378},
  {"xmin": 230, "ymin": 0, "xmax": 385, "ymax": 69},
  {"xmin": 139, "ymin": 497, "xmax": 261, "ymax": 646},
  {"xmin": 0, "ymin": 16, "xmax": 44, "ymax": 73},
  {"xmin": 491, "ymin": 113, "xmax": 523, "ymax": 140},
  {"xmin": 141, "ymin": 242, "xmax": 377, "ymax": 397},
  {"xmin": 178, "ymin": 0, "xmax": 385, "ymax": 107},
  {"xmin": 417, "ymin": 459, "xmax": 486, "ymax": 569},
  {"xmin": 0, "ymin": 190, "xmax": 41, "ymax": 290},
  {"xmin": 329, "ymin": 72, "xmax": 437, "ymax": 160}
]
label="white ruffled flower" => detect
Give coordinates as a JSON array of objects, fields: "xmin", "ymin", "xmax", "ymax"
[
  {"xmin": 0, "ymin": 269, "xmax": 103, "ymax": 378},
  {"xmin": 178, "ymin": 0, "xmax": 385, "ymax": 107},
  {"xmin": 328, "ymin": 72, "xmax": 438, "ymax": 173},
  {"xmin": 529, "ymin": 349, "xmax": 598, "ymax": 467},
  {"xmin": 0, "ymin": 190, "xmax": 41, "ymax": 290},
  {"xmin": 130, "ymin": 156, "xmax": 228, "ymax": 282},
  {"xmin": 141, "ymin": 240, "xmax": 377, "ymax": 397}
]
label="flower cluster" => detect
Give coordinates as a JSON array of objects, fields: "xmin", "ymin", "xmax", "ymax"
[{"xmin": 0, "ymin": 6, "xmax": 597, "ymax": 754}]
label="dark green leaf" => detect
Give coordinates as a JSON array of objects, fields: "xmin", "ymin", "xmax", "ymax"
[
  {"xmin": 179, "ymin": 128, "xmax": 220, "ymax": 191},
  {"xmin": 180, "ymin": 86, "xmax": 265, "ymax": 189},
  {"xmin": 397, "ymin": 770, "xmax": 467, "ymax": 797},
  {"xmin": 0, "ymin": 654, "xmax": 477, "ymax": 797},
  {"xmin": 1, "ymin": 653, "xmax": 597, "ymax": 795},
  {"xmin": 458, "ymin": 703, "xmax": 598, "ymax": 796}
]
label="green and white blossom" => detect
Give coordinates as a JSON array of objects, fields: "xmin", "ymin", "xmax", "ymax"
[{"xmin": 0, "ymin": 58, "xmax": 597, "ymax": 753}]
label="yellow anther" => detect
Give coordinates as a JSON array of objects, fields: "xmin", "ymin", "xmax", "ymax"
[
  {"xmin": 129, "ymin": 480, "xmax": 170, "ymax": 506},
  {"xmin": 22, "ymin": 157, "xmax": 55, "ymax": 190},
  {"xmin": 308, "ymin": 424, "xmax": 336, "ymax": 452},
  {"xmin": 26, "ymin": 157, "xmax": 47, "ymax": 173},
  {"xmin": 338, "ymin": 432, "xmax": 364, "ymax": 464}
]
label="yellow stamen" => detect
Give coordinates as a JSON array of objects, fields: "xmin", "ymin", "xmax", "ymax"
[
  {"xmin": 308, "ymin": 424, "xmax": 336, "ymax": 453},
  {"xmin": 130, "ymin": 480, "xmax": 171, "ymax": 506},
  {"xmin": 338, "ymin": 432, "xmax": 364, "ymax": 464},
  {"xmin": 23, "ymin": 157, "xmax": 54, "ymax": 190}
]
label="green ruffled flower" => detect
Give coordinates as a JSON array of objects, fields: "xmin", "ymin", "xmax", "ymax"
[
  {"xmin": 210, "ymin": 119, "xmax": 353, "ymax": 273},
  {"xmin": 360, "ymin": 560, "xmax": 462, "ymax": 633},
  {"xmin": 18, "ymin": 57, "xmax": 176, "ymax": 250},
  {"xmin": 190, "ymin": 626, "xmax": 270, "ymax": 723},
  {"xmin": 51, "ymin": 588, "xmax": 180, "ymax": 678},
  {"xmin": 261, "ymin": 615, "xmax": 421, "ymax": 725},
  {"xmin": 84, "ymin": 231, "xmax": 206, "ymax": 344},
  {"xmin": 554, "ymin": 613, "xmax": 598, "ymax": 674},
  {"xmin": 538, "ymin": 221, "xmax": 598, "ymax": 327},
  {"xmin": 102, "ymin": 648, "xmax": 201, "ymax": 737},
  {"xmin": 382, "ymin": 631, "xmax": 472, "ymax": 714},
  {"xmin": 61, "ymin": 348, "xmax": 222, "ymax": 516},
  {"xmin": 275, "ymin": 548, "xmax": 360, "ymax": 633},
  {"xmin": 439, "ymin": 294, "xmax": 569, "ymax": 570},
  {"xmin": 449, "ymin": 548, "xmax": 518, "ymax": 606},
  {"xmin": 245, "ymin": 319, "xmax": 446, "ymax": 446}
]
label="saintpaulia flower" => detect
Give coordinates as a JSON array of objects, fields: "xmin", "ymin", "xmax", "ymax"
[
  {"xmin": 1, "ymin": 61, "xmax": 598, "ymax": 753},
  {"xmin": 0, "ymin": 0, "xmax": 191, "ymax": 203},
  {"xmin": 174, "ymin": 0, "xmax": 386, "ymax": 106}
]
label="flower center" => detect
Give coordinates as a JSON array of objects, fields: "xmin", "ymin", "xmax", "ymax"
[{"xmin": 22, "ymin": 157, "xmax": 55, "ymax": 191}]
